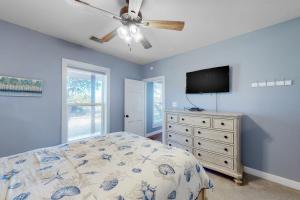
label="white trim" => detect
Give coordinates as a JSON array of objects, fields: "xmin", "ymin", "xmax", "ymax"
[
  {"xmin": 61, "ymin": 58, "xmax": 110, "ymax": 144},
  {"xmin": 143, "ymin": 76, "xmax": 165, "ymax": 141},
  {"xmin": 61, "ymin": 62, "xmax": 68, "ymax": 144},
  {"xmin": 144, "ymin": 76, "xmax": 165, "ymax": 82},
  {"xmin": 146, "ymin": 129, "xmax": 162, "ymax": 137},
  {"xmin": 244, "ymin": 166, "xmax": 300, "ymax": 191}
]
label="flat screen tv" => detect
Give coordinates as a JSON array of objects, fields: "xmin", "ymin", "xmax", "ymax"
[{"xmin": 186, "ymin": 66, "xmax": 229, "ymax": 94}]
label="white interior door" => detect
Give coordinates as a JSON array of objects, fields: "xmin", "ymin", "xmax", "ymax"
[{"xmin": 124, "ymin": 79, "xmax": 145, "ymax": 136}]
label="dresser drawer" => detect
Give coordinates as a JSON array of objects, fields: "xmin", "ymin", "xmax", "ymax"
[
  {"xmin": 179, "ymin": 115, "xmax": 211, "ymax": 128},
  {"xmin": 194, "ymin": 128, "xmax": 234, "ymax": 144},
  {"xmin": 167, "ymin": 132, "xmax": 193, "ymax": 147},
  {"xmin": 194, "ymin": 149, "xmax": 234, "ymax": 170},
  {"xmin": 194, "ymin": 137, "xmax": 234, "ymax": 157},
  {"xmin": 213, "ymin": 118, "xmax": 234, "ymax": 131},
  {"xmin": 167, "ymin": 114, "xmax": 178, "ymax": 123},
  {"xmin": 167, "ymin": 123, "xmax": 193, "ymax": 135},
  {"xmin": 167, "ymin": 140, "xmax": 193, "ymax": 153}
]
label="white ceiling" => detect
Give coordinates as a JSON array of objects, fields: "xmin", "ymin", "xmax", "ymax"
[{"xmin": 1, "ymin": 0, "xmax": 300, "ymax": 65}]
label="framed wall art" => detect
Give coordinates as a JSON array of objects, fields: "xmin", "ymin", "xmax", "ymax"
[{"xmin": 0, "ymin": 75, "xmax": 43, "ymax": 97}]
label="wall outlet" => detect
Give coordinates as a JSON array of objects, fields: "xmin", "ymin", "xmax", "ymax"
[
  {"xmin": 258, "ymin": 81, "xmax": 267, "ymax": 87},
  {"xmin": 172, "ymin": 102, "xmax": 178, "ymax": 108},
  {"xmin": 275, "ymin": 80, "xmax": 285, "ymax": 86},
  {"xmin": 267, "ymin": 81, "xmax": 275, "ymax": 87},
  {"xmin": 251, "ymin": 82, "xmax": 258, "ymax": 88},
  {"xmin": 284, "ymin": 80, "xmax": 292, "ymax": 86},
  {"xmin": 252, "ymin": 80, "xmax": 292, "ymax": 88}
]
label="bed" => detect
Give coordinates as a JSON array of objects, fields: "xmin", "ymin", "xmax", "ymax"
[{"xmin": 0, "ymin": 132, "xmax": 213, "ymax": 200}]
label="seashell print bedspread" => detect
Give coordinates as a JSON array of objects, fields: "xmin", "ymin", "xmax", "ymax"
[{"xmin": 0, "ymin": 132, "xmax": 213, "ymax": 200}]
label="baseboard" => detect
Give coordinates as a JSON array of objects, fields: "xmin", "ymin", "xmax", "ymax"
[
  {"xmin": 244, "ymin": 166, "xmax": 300, "ymax": 191},
  {"xmin": 146, "ymin": 129, "xmax": 162, "ymax": 137}
]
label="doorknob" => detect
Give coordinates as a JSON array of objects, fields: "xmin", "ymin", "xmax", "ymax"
[{"xmin": 125, "ymin": 115, "xmax": 129, "ymax": 118}]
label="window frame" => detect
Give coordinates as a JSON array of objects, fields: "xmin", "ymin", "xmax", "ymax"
[{"xmin": 61, "ymin": 58, "xmax": 110, "ymax": 143}]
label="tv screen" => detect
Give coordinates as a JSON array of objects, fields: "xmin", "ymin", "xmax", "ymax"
[{"xmin": 186, "ymin": 66, "xmax": 229, "ymax": 94}]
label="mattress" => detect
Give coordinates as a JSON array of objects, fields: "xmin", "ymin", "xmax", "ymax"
[{"xmin": 0, "ymin": 132, "xmax": 213, "ymax": 200}]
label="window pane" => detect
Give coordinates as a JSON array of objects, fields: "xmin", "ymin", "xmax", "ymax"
[
  {"xmin": 67, "ymin": 68, "xmax": 92, "ymax": 104},
  {"xmin": 68, "ymin": 105, "xmax": 92, "ymax": 140},
  {"xmin": 153, "ymin": 82, "xmax": 163, "ymax": 127},
  {"xmin": 66, "ymin": 67, "xmax": 106, "ymax": 141},
  {"xmin": 95, "ymin": 74, "xmax": 105, "ymax": 104},
  {"xmin": 95, "ymin": 106, "xmax": 103, "ymax": 133}
]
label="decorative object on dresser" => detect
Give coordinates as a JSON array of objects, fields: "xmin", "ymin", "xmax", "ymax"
[{"xmin": 165, "ymin": 109, "xmax": 243, "ymax": 184}]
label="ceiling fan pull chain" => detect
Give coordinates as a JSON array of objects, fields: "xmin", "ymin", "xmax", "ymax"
[{"xmin": 128, "ymin": 43, "xmax": 132, "ymax": 52}]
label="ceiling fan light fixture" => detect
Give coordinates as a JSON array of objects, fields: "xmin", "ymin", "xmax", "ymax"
[
  {"xmin": 117, "ymin": 26, "xmax": 129, "ymax": 39},
  {"xmin": 133, "ymin": 32, "xmax": 143, "ymax": 42},
  {"xmin": 129, "ymin": 24, "xmax": 138, "ymax": 35},
  {"xmin": 117, "ymin": 24, "xmax": 142, "ymax": 44},
  {"xmin": 124, "ymin": 36, "xmax": 132, "ymax": 44}
]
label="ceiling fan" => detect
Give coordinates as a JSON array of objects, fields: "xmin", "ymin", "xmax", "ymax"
[{"xmin": 73, "ymin": 0, "xmax": 185, "ymax": 49}]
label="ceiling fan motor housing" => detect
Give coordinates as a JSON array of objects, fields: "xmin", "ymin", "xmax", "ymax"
[{"xmin": 120, "ymin": 5, "xmax": 142, "ymax": 23}]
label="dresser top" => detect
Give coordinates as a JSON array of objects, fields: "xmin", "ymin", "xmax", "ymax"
[{"xmin": 165, "ymin": 109, "xmax": 243, "ymax": 117}]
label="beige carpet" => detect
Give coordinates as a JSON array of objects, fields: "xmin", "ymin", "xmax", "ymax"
[{"xmin": 205, "ymin": 171, "xmax": 300, "ymax": 200}]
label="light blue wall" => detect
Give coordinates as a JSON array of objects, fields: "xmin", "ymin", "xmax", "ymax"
[
  {"xmin": 1, "ymin": 16, "xmax": 300, "ymax": 183},
  {"xmin": 146, "ymin": 82, "xmax": 162, "ymax": 133},
  {"xmin": 143, "ymin": 18, "xmax": 300, "ymax": 182},
  {"xmin": 0, "ymin": 20, "xmax": 142, "ymax": 157}
]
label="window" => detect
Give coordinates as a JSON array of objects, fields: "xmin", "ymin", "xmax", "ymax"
[
  {"xmin": 152, "ymin": 82, "xmax": 163, "ymax": 128},
  {"xmin": 62, "ymin": 59, "xmax": 109, "ymax": 143}
]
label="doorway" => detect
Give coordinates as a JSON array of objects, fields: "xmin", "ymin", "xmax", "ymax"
[{"xmin": 144, "ymin": 76, "xmax": 165, "ymax": 141}]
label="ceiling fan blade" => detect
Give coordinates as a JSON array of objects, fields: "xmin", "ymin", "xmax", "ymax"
[
  {"xmin": 140, "ymin": 36, "xmax": 152, "ymax": 49},
  {"xmin": 90, "ymin": 28, "xmax": 118, "ymax": 43},
  {"xmin": 90, "ymin": 36, "xmax": 103, "ymax": 43},
  {"xmin": 141, "ymin": 20, "xmax": 185, "ymax": 31},
  {"xmin": 74, "ymin": 0, "xmax": 122, "ymax": 21},
  {"xmin": 128, "ymin": 0, "xmax": 143, "ymax": 18}
]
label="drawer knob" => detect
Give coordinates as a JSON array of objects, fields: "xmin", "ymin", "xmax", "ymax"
[
  {"xmin": 198, "ymin": 142, "xmax": 201, "ymax": 145},
  {"xmin": 202, "ymin": 121, "xmax": 206, "ymax": 124},
  {"xmin": 170, "ymin": 117, "xmax": 173, "ymax": 119},
  {"xmin": 198, "ymin": 153, "xmax": 201, "ymax": 157},
  {"xmin": 198, "ymin": 131, "xmax": 201, "ymax": 134},
  {"xmin": 185, "ymin": 139, "xmax": 189, "ymax": 142},
  {"xmin": 224, "ymin": 148, "xmax": 228, "ymax": 152},
  {"xmin": 185, "ymin": 149, "xmax": 189, "ymax": 152},
  {"xmin": 169, "ymin": 135, "xmax": 172, "ymax": 137},
  {"xmin": 224, "ymin": 135, "xmax": 228, "ymax": 139},
  {"xmin": 169, "ymin": 125, "xmax": 172, "ymax": 128},
  {"xmin": 221, "ymin": 122, "xmax": 225, "ymax": 126},
  {"xmin": 182, "ymin": 118, "xmax": 185, "ymax": 121},
  {"xmin": 185, "ymin": 129, "xmax": 189, "ymax": 132},
  {"xmin": 169, "ymin": 144, "xmax": 172, "ymax": 146},
  {"xmin": 224, "ymin": 160, "xmax": 228, "ymax": 164}
]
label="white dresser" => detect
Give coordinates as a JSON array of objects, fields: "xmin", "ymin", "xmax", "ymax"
[{"xmin": 165, "ymin": 110, "xmax": 243, "ymax": 184}]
